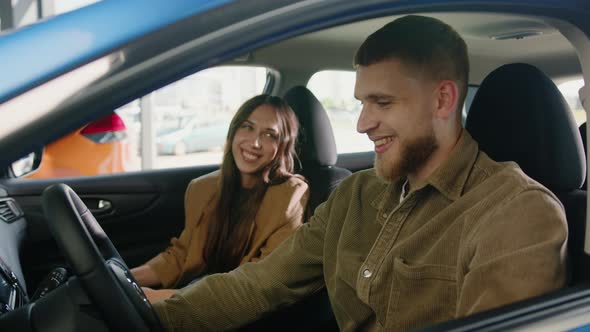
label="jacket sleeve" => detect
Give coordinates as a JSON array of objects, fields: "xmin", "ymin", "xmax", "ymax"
[
  {"xmin": 456, "ymin": 188, "xmax": 567, "ymax": 317},
  {"xmin": 251, "ymin": 181, "xmax": 310, "ymax": 262},
  {"xmin": 145, "ymin": 179, "xmax": 204, "ymax": 288},
  {"xmin": 152, "ymin": 186, "xmax": 331, "ymax": 332}
]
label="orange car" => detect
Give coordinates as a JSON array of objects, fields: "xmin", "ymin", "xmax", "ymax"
[{"xmin": 26, "ymin": 113, "xmax": 133, "ymax": 179}]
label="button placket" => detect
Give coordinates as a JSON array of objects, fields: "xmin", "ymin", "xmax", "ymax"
[
  {"xmin": 360, "ymin": 195, "xmax": 419, "ymax": 305},
  {"xmin": 357, "ymin": 205, "xmax": 398, "ymax": 302}
]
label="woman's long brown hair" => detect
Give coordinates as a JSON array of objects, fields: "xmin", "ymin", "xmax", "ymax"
[{"xmin": 203, "ymin": 94, "xmax": 300, "ymax": 274}]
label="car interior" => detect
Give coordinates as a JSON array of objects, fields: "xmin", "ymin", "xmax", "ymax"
[
  {"xmin": 1, "ymin": 2, "xmax": 589, "ymax": 331},
  {"xmin": 466, "ymin": 63, "xmax": 588, "ymax": 285}
]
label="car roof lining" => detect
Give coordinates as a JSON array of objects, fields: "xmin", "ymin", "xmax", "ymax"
[{"xmin": 222, "ymin": 11, "xmax": 580, "ymax": 85}]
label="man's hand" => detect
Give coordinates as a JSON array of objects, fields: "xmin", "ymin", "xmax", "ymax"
[{"xmin": 142, "ymin": 287, "xmax": 177, "ymax": 303}]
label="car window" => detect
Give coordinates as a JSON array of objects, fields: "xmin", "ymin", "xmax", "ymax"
[
  {"xmin": 461, "ymin": 86, "xmax": 478, "ymax": 125},
  {"xmin": 307, "ymin": 70, "xmax": 371, "ymax": 154},
  {"xmin": 17, "ymin": 66, "xmax": 269, "ymax": 179},
  {"xmin": 308, "ymin": 72, "xmax": 586, "ymax": 143},
  {"xmin": 307, "ymin": 71, "xmax": 482, "ymax": 153},
  {"xmin": 558, "ymin": 78, "xmax": 586, "ymax": 126}
]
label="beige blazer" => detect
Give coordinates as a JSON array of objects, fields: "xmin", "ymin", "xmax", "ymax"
[{"xmin": 147, "ymin": 170, "xmax": 309, "ymax": 288}]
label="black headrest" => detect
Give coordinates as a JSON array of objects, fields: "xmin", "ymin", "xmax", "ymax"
[
  {"xmin": 580, "ymin": 122, "xmax": 587, "ymax": 189},
  {"xmin": 466, "ymin": 63, "xmax": 585, "ymax": 192},
  {"xmin": 580, "ymin": 123, "xmax": 588, "ymax": 155},
  {"xmin": 284, "ymin": 86, "xmax": 338, "ymax": 167}
]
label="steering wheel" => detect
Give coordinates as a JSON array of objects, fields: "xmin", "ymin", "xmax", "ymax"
[{"xmin": 41, "ymin": 183, "xmax": 163, "ymax": 331}]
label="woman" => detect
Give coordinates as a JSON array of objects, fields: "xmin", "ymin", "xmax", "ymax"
[{"xmin": 131, "ymin": 94, "xmax": 309, "ymax": 302}]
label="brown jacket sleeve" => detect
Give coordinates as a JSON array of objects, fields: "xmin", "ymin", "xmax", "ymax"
[
  {"xmin": 248, "ymin": 176, "xmax": 309, "ymax": 263},
  {"xmin": 146, "ymin": 172, "xmax": 219, "ymax": 288},
  {"xmin": 152, "ymin": 179, "xmax": 329, "ymax": 332},
  {"xmin": 146, "ymin": 173, "xmax": 308, "ymax": 288},
  {"xmin": 456, "ymin": 188, "xmax": 567, "ymax": 316}
]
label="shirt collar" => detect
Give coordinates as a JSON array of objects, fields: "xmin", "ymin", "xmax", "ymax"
[
  {"xmin": 370, "ymin": 130, "xmax": 480, "ymax": 210},
  {"xmin": 399, "ymin": 179, "xmax": 410, "ymax": 203},
  {"xmin": 425, "ymin": 129, "xmax": 479, "ymax": 201}
]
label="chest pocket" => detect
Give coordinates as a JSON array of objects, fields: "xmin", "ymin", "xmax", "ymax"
[{"xmin": 383, "ymin": 257, "xmax": 457, "ymax": 331}]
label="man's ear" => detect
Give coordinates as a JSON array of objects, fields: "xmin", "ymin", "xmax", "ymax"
[{"xmin": 434, "ymin": 80, "xmax": 459, "ymax": 119}]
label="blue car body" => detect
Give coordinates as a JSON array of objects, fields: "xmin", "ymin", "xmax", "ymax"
[
  {"xmin": 0, "ymin": 0, "xmax": 232, "ymax": 102},
  {"xmin": 0, "ymin": 0, "xmax": 590, "ymax": 331}
]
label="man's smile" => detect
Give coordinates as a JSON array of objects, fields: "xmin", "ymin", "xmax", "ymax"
[{"xmin": 372, "ymin": 136, "xmax": 394, "ymax": 153}]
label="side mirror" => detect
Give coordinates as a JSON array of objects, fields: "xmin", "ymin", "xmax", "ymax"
[{"xmin": 11, "ymin": 149, "xmax": 43, "ymax": 177}]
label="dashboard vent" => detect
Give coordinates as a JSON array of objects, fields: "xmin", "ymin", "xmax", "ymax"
[{"xmin": 0, "ymin": 199, "xmax": 23, "ymax": 224}]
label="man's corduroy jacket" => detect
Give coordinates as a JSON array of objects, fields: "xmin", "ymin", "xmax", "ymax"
[{"xmin": 154, "ymin": 130, "xmax": 567, "ymax": 332}]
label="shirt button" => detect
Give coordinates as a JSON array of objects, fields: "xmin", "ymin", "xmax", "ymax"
[
  {"xmin": 363, "ymin": 269, "xmax": 372, "ymax": 278},
  {"xmin": 382, "ymin": 213, "xmax": 388, "ymax": 218}
]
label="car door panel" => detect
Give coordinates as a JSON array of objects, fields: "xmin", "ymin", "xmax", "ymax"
[{"xmin": 0, "ymin": 164, "xmax": 218, "ymax": 292}]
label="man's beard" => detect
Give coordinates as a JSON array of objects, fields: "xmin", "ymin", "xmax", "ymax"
[{"xmin": 375, "ymin": 134, "xmax": 438, "ymax": 182}]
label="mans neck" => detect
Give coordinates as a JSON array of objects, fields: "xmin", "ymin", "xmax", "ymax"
[{"xmin": 407, "ymin": 128, "xmax": 463, "ymax": 190}]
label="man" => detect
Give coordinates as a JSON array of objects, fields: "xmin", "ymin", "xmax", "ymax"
[{"xmin": 152, "ymin": 15, "xmax": 567, "ymax": 331}]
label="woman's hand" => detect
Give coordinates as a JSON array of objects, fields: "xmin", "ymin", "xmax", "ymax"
[
  {"xmin": 142, "ymin": 287, "xmax": 177, "ymax": 303},
  {"xmin": 131, "ymin": 264, "xmax": 162, "ymax": 287}
]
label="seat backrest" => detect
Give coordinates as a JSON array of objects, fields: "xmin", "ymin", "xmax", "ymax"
[
  {"xmin": 241, "ymin": 86, "xmax": 347, "ymax": 331},
  {"xmin": 580, "ymin": 122, "xmax": 587, "ymax": 190},
  {"xmin": 465, "ymin": 63, "xmax": 588, "ymax": 284},
  {"xmin": 283, "ymin": 86, "xmax": 352, "ymax": 212}
]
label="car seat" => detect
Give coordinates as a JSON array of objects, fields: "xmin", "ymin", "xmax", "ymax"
[
  {"xmin": 580, "ymin": 122, "xmax": 587, "ymax": 190},
  {"xmin": 283, "ymin": 85, "xmax": 352, "ymax": 212},
  {"xmin": 240, "ymin": 86, "xmax": 351, "ymax": 331},
  {"xmin": 466, "ymin": 63, "xmax": 588, "ymax": 284}
]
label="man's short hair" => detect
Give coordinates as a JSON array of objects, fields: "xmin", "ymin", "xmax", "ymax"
[{"xmin": 354, "ymin": 15, "xmax": 469, "ymax": 111}]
